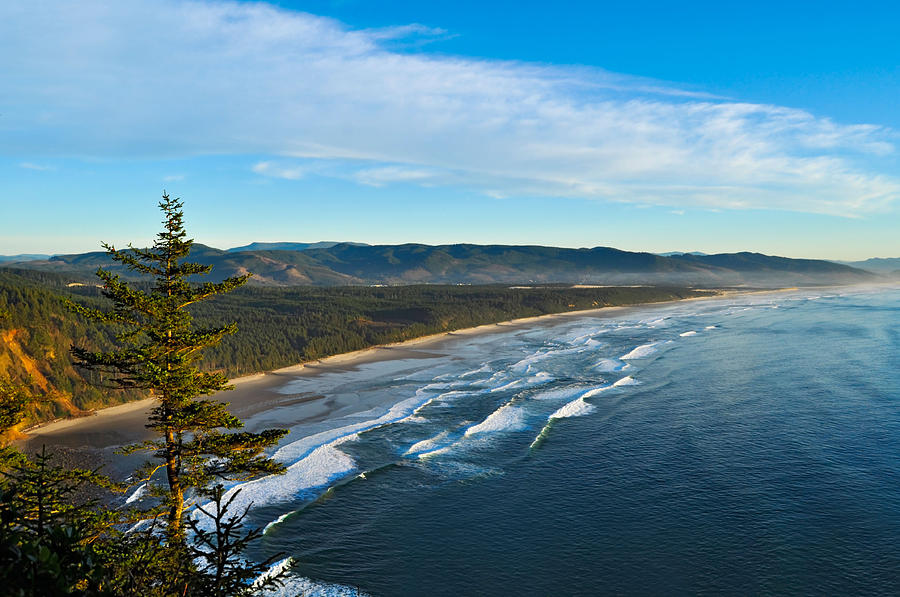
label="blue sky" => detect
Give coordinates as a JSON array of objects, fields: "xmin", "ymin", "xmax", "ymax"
[{"xmin": 2, "ymin": 0, "xmax": 899, "ymax": 259}]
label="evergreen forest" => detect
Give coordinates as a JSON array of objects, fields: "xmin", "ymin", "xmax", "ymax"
[{"xmin": 0, "ymin": 266, "xmax": 712, "ymax": 427}]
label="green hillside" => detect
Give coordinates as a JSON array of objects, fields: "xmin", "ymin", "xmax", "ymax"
[
  {"xmin": 0, "ymin": 268, "xmax": 711, "ymax": 427},
  {"xmin": 3, "ymin": 242, "xmax": 876, "ymax": 287}
]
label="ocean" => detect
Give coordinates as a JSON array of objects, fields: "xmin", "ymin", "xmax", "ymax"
[{"xmin": 222, "ymin": 286, "xmax": 900, "ymax": 596}]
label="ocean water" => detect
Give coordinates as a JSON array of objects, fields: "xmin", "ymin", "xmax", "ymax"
[{"xmin": 226, "ymin": 286, "xmax": 900, "ymax": 596}]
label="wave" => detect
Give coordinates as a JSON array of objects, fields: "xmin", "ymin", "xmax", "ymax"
[
  {"xmin": 489, "ymin": 372, "xmax": 553, "ymax": 394},
  {"xmin": 418, "ymin": 402, "xmax": 529, "ymax": 458},
  {"xmin": 529, "ymin": 423, "xmax": 553, "ymax": 449},
  {"xmin": 530, "ymin": 376, "xmax": 640, "ymax": 447},
  {"xmin": 238, "ymin": 443, "xmax": 356, "ymax": 508},
  {"xmin": 509, "ymin": 351, "xmax": 549, "ymax": 372},
  {"xmin": 124, "ymin": 483, "xmax": 147, "ymax": 505},
  {"xmin": 489, "ymin": 379, "xmax": 524, "ymax": 393},
  {"xmin": 567, "ymin": 331, "xmax": 608, "ymax": 347},
  {"xmin": 404, "ymin": 430, "xmax": 452, "ymax": 456},
  {"xmin": 641, "ymin": 316, "xmax": 670, "ymax": 328},
  {"xmin": 527, "ymin": 371, "xmax": 554, "ymax": 384},
  {"xmin": 459, "ymin": 363, "xmax": 492, "ymax": 378},
  {"xmin": 595, "ymin": 358, "xmax": 629, "ymax": 372},
  {"xmin": 509, "ymin": 345, "xmax": 586, "ymax": 372},
  {"xmin": 199, "ymin": 389, "xmax": 449, "ymax": 523},
  {"xmin": 273, "ymin": 390, "xmax": 439, "ymax": 463},
  {"xmin": 679, "ymin": 331, "xmax": 698, "ymax": 337},
  {"xmin": 548, "ymin": 379, "xmax": 634, "ymax": 420},
  {"xmin": 415, "ymin": 444, "xmax": 455, "ymax": 459},
  {"xmin": 262, "ymin": 511, "xmax": 294, "ymax": 534},
  {"xmin": 531, "ymin": 385, "xmax": 609, "ymax": 448},
  {"xmin": 549, "ymin": 396, "xmax": 595, "ymax": 420},
  {"xmin": 621, "ymin": 342, "xmax": 660, "ymax": 360},
  {"xmin": 255, "ymin": 559, "xmax": 369, "ymax": 596},
  {"xmin": 705, "ymin": 325, "xmax": 717, "ymax": 330},
  {"xmin": 464, "ymin": 402, "xmax": 526, "ymax": 437},
  {"xmin": 531, "ymin": 385, "xmax": 591, "ymax": 401}
]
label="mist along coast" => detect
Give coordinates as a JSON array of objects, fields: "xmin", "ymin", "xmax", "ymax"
[{"xmin": 18, "ymin": 284, "xmax": 900, "ymax": 595}]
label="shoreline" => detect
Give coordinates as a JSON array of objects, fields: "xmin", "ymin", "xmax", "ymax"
[
  {"xmin": 21, "ymin": 292, "xmax": 720, "ymax": 440},
  {"xmin": 20, "ymin": 284, "xmax": 818, "ymax": 449}
]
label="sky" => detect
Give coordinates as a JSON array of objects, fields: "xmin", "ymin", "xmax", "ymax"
[{"xmin": 2, "ymin": 0, "xmax": 899, "ymax": 260}]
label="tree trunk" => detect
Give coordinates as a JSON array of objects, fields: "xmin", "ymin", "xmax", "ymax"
[{"xmin": 165, "ymin": 427, "xmax": 185, "ymax": 541}]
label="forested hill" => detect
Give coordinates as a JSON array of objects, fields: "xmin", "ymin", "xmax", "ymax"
[
  {"xmin": 2, "ymin": 243, "xmax": 875, "ymax": 287},
  {"xmin": 0, "ymin": 268, "xmax": 712, "ymax": 427},
  {"xmin": 838, "ymin": 257, "xmax": 900, "ymax": 276}
]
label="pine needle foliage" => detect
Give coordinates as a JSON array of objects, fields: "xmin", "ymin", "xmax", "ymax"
[
  {"xmin": 0, "ymin": 448, "xmax": 121, "ymax": 596},
  {"xmin": 69, "ymin": 194, "xmax": 288, "ymax": 541},
  {"xmin": 187, "ymin": 485, "xmax": 293, "ymax": 596}
]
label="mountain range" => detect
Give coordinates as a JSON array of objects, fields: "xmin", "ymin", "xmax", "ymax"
[
  {"xmin": 838, "ymin": 257, "xmax": 900, "ymax": 274},
  {"xmin": 0, "ymin": 243, "xmax": 883, "ymax": 287}
]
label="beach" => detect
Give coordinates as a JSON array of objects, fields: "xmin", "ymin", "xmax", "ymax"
[{"xmin": 19, "ymin": 294, "xmax": 731, "ymax": 464}]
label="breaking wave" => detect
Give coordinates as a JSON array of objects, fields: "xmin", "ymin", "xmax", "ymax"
[
  {"xmin": 549, "ymin": 396, "xmax": 595, "ymax": 420},
  {"xmin": 256, "ymin": 558, "xmax": 370, "ymax": 596},
  {"xmin": 621, "ymin": 342, "xmax": 660, "ymax": 360},
  {"xmin": 464, "ymin": 403, "xmax": 527, "ymax": 436}
]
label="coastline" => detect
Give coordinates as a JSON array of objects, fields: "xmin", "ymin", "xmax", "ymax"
[{"xmin": 19, "ymin": 285, "xmax": 800, "ymax": 453}]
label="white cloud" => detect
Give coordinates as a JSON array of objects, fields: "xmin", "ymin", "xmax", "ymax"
[
  {"xmin": 1, "ymin": 0, "xmax": 897, "ymax": 215},
  {"xmin": 163, "ymin": 174, "xmax": 185, "ymax": 182},
  {"xmin": 19, "ymin": 162, "xmax": 54, "ymax": 171},
  {"xmin": 251, "ymin": 161, "xmax": 307, "ymax": 180},
  {"xmin": 353, "ymin": 166, "xmax": 438, "ymax": 187}
]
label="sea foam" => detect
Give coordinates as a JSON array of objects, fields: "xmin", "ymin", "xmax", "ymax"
[
  {"xmin": 595, "ymin": 358, "xmax": 629, "ymax": 372},
  {"xmin": 404, "ymin": 430, "xmax": 452, "ymax": 456},
  {"xmin": 203, "ymin": 390, "xmax": 443, "ymax": 522},
  {"xmin": 256, "ymin": 559, "xmax": 369, "ymax": 597},
  {"xmin": 531, "ymin": 385, "xmax": 591, "ymax": 401},
  {"xmin": 464, "ymin": 403, "xmax": 526, "ymax": 436},
  {"xmin": 549, "ymin": 396, "xmax": 595, "ymax": 420},
  {"xmin": 621, "ymin": 342, "xmax": 660, "ymax": 360},
  {"xmin": 124, "ymin": 483, "xmax": 147, "ymax": 505},
  {"xmin": 262, "ymin": 511, "xmax": 294, "ymax": 534}
]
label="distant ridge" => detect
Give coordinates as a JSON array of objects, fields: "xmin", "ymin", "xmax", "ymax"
[
  {"xmin": 2, "ymin": 242, "xmax": 876, "ymax": 287},
  {"xmin": 658, "ymin": 251, "xmax": 708, "ymax": 257},
  {"xmin": 0, "ymin": 254, "xmax": 52, "ymax": 263},
  {"xmin": 836, "ymin": 257, "xmax": 900, "ymax": 274},
  {"xmin": 226, "ymin": 241, "xmax": 369, "ymax": 253}
]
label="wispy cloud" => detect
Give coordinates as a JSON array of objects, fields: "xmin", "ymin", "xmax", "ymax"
[
  {"xmin": 19, "ymin": 162, "xmax": 54, "ymax": 171},
  {"xmin": 354, "ymin": 166, "xmax": 438, "ymax": 187},
  {"xmin": 163, "ymin": 174, "xmax": 185, "ymax": 182},
  {"xmin": 251, "ymin": 161, "xmax": 308, "ymax": 180},
  {"xmin": 1, "ymin": 0, "xmax": 897, "ymax": 215}
]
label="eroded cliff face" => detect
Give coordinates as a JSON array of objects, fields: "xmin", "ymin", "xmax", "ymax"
[
  {"xmin": 0, "ymin": 326, "xmax": 94, "ymax": 430},
  {"xmin": 1, "ymin": 328, "xmax": 51, "ymax": 391}
]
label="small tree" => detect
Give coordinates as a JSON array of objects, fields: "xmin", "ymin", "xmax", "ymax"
[
  {"xmin": 0, "ymin": 448, "xmax": 120, "ymax": 596},
  {"xmin": 187, "ymin": 485, "xmax": 292, "ymax": 597},
  {"xmin": 0, "ymin": 379, "xmax": 31, "ymax": 468},
  {"xmin": 70, "ymin": 194, "xmax": 288, "ymax": 543}
]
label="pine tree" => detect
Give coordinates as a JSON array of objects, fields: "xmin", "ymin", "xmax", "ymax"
[
  {"xmin": 187, "ymin": 485, "xmax": 292, "ymax": 597},
  {"xmin": 69, "ymin": 194, "xmax": 288, "ymax": 543},
  {"xmin": 0, "ymin": 377, "xmax": 37, "ymax": 472},
  {"xmin": 0, "ymin": 448, "xmax": 119, "ymax": 596}
]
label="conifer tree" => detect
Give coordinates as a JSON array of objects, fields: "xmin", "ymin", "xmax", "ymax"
[{"xmin": 70, "ymin": 194, "xmax": 288, "ymax": 542}]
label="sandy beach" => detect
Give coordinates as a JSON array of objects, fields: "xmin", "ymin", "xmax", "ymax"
[{"xmin": 19, "ymin": 290, "xmax": 757, "ymax": 467}]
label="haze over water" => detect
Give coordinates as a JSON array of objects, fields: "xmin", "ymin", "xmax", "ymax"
[{"xmin": 227, "ymin": 287, "xmax": 900, "ymax": 595}]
